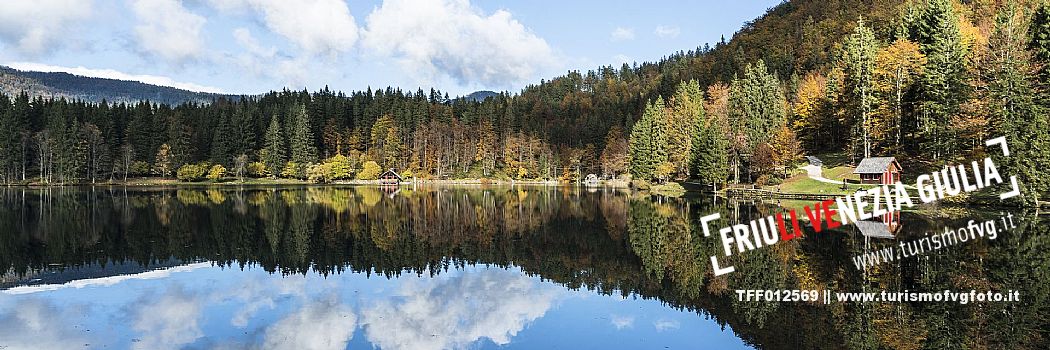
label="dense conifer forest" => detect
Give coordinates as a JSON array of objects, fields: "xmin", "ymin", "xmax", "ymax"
[{"xmin": 0, "ymin": 0, "xmax": 1048, "ymax": 204}]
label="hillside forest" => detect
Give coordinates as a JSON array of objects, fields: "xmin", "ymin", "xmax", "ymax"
[{"xmin": 0, "ymin": 0, "xmax": 1048, "ymax": 204}]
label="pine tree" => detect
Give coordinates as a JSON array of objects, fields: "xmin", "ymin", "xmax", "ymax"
[
  {"xmin": 904, "ymin": 0, "xmax": 969, "ymax": 161},
  {"xmin": 167, "ymin": 113, "xmax": 194, "ymax": 171},
  {"xmin": 690, "ymin": 111, "xmax": 729, "ymax": 188},
  {"xmin": 262, "ymin": 115, "xmax": 287, "ymax": 178},
  {"xmin": 475, "ymin": 119, "xmax": 497, "ymax": 176},
  {"xmin": 383, "ymin": 124, "xmax": 402, "ymax": 170},
  {"xmin": 873, "ymin": 38, "xmax": 925, "ymax": 152},
  {"xmin": 841, "ymin": 18, "xmax": 879, "ymax": 160},
  {"xmin": 288, "ymin": 104, "xmax": 317, "ymax": 178},
  {"xmin": 728, "ymin": 60, "xmax": 785, "ymax": 180},
  {"xmin": 600, "ymin": 126, "xmax": 629, "ymax": 178},
  {"xmin": 128, "ymin": 101, "xmax": 155, "ymax": 162},
  {"xmin": 211, "ymin": 111, "xmax": 234, "ymax": 166},
  {"xmin": 629, "ymin": 98, "xmax": 668, "ymax": 181},
  {"xmin": 988, "ymin": 3, "xmax": 1049, "ymax": 205},
  {"xmin": 370, "ymin": 115, "xmax": 396, "ymax": 167}
]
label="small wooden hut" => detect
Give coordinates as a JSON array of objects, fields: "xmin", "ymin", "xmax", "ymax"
[
  {"xmin": 853, "ymin": 157, "xmax": 902, "ymax": 185},
  {"xmin": 379, "ymin": 169, "xmax": 403, "ymax": 185}
]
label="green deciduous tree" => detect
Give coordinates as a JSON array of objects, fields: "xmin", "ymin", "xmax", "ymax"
[{"xmin": 357, "ymin": 160, "xmax": 382, "ymax": 180}]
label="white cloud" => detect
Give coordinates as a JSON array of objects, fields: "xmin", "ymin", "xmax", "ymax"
[
  {"xmin": 3, "ymin": 62, "xmax": 225, "ymax": 93},
  {"xmin": 610, "ymin": 27, "xmax": 635, "ymax": 41},
  {"xmin": 610, "ymin": 315, "xmax": 634, "ymax": 330},
  {"xmin": 361, "ymin": 0, "xmax": 556, "ymax": 88},
  {"xmin": 654, "ymin": 319, "xmax": 681, "ymax": 332},
  {"xmin": 244, "ymin": 0, "xmax": 359, "ymax": 56},
  {"xmin": 228, "ymin": 27, "xmax": 313, "ymax": 88},
  {"xmin": 360, "ymin": 268, "xmax": 561, "ymax": 350},
  {"xmin": 131, "ymin": 286, "xmax": 205, "ymax": 350},
  {"xmin": 262, "ymin": 298, "xmax": 357, "ymax": 350},
  {"xmin": 0, "ymin": 0, "xmax": 94, "ymax": 56},
  {"xmin": 0, "ymin": 298, "xmax": 94, "ymax": 349},
  {"xmin": 613, "ymin": 54, "xmax": 633, "ymax": 65},
  {"xmin": 654, "ymin": 25, "xmax": 681, "ymax": 38},
  {"xmin": 131, "ymin": 0, "xmax": 207, "ymax": 63}
]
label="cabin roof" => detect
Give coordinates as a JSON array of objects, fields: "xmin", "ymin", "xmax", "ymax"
[
  {"xmin": 379, "ymin": 169, "xmax": 403, "ymax": 180},
  {"xmin": 854, "ymin": 157, "xmax": 898, "ymax": 174}
]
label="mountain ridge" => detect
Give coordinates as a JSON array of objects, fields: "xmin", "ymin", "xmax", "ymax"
[{"xmin": 0, "ymin": 65, "xmax": 234, "ymax": 105}]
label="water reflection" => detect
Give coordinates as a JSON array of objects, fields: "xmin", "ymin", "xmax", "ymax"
[{"xmin": 0, "ymin": 186, "xmax": 1047, "ymax": 349}]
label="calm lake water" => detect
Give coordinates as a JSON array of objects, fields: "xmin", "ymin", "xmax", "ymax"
[{"xmin": 0, "ymin": 186, "xmax": 1046, "ymax": 349}]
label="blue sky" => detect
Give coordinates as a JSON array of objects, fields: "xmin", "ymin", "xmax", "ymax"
[{"xmin": 0, "ymin": 0, "xmax": 780, "ymax": 96}]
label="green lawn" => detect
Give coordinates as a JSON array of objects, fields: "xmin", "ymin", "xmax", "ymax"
[{"xmin": 771, "ymin": 172, "xmax": 869, "ymax": 195}]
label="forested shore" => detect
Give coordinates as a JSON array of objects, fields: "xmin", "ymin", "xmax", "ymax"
[{"xmin": 0, "ymin": 0, "xmax": 1048, "ymax": 205}]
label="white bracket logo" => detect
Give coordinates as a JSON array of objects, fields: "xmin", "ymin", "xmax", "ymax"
[{"xmin": 986, "ymin": 136, "xmax": 1021, "ymax": 200}]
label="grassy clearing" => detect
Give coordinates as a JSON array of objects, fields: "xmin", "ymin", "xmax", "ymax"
[
  {"xmin": 822, "ymin": 166, "xmax": 859, "ymax": 182},
  {"xmin": 771, "ymin": 173, "xmax": 869, "ymax": 194}
]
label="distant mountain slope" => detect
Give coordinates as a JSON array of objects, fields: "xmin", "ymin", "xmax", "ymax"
[
  {"xmin": 460, "ymin": 90, "xmax": 501, "ymax": 102},
  {"xmin": 0, "ymin": 65, "xmax": 233, "ymax": 105}
]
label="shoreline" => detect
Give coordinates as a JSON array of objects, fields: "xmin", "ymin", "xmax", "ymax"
[{"xmin": 4, "ymin": 178, "xmax": 1045, "ymax": 209}]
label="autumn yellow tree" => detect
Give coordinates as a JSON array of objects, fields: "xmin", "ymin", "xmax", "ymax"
[
  {"xmin": 770, "ymin": 126, "xmax": 802, "ymax": 179},
  {"xmin": 791, "ymin": 71, "xmax": 828, "ymax": 149},
  {"xmin": 475, "ymin": 119, "xmax": 498, "ymax": 176},
  {"xmin": 600, "ymin": 126, "xmax": 629, "ymax": 178},
  {"xmin": 667, "ymin": 80, "xmax": 704, "ymax": 180}
]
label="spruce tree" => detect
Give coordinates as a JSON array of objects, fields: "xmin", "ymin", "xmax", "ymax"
[
  {"xmin": 841, "ymin": 18, "xmax": 879, "ymax": 160},
  {"xmin": 211, "ymin": 111, "xmax": 234, "ymax": 166},
  {"xmin": 288, "ymin": 104, "xmax": 317, "ymax": 178},
  {"xmin": 904, "ymin": 0, "xmax": 968, "ymax": 161},
  {"xmin": 691, "ymin": 113, "xmax": 729, "ymax": 188},
  {"xmin": 629, "ymin": 98, "xmax": 668, "ymax": 181},
  {"xmin": 989, "ymin": 3, "xmax": 1049, "ymax": 205},
  {"xmin": 728, "ymin": 60, "xmax": 785, "ymax": 180},
  {"xmin": 262, "ymin": 116, "xmax": 287, "ymax": 178}
]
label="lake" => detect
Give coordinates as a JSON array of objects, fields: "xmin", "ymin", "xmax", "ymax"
[{"xmin": 0, "ymin": 186, "xmax": 1047, "ymax": 349}]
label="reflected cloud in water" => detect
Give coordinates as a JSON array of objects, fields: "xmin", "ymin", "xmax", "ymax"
[
  {"xmin": 360, "ymin": 268, "xmax": 561, "ymax": 350},
  {"xmin": 0, "ymin": 264, "xmax": 581, "ymax": 349}
]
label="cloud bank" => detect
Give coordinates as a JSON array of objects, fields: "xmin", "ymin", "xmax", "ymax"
[
  {"xmin": 360, "ymin": 268, "xmax": 561, "ymax": 350},
  {"xmin": 0, "ymin": 0, "xmax": 94, "ymax": 56},
  {"xmin": 131, "ymin": 0, "xmax": 207, "ymax": 64},
  {"xmin": 361, "ymin": 0, "xmax": 557, "ymax": 88}
]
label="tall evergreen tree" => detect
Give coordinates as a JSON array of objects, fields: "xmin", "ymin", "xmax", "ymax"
[
  {"xmin": 691, "ymin": 112, "xmax": 729, "ymax": 188},
  {"xmin": 728, "ymin": 60, "xmax": 785, "ymax": 179},
  {"xmin": 211, "ymin": 111, "xmax": 235, "ymax": 166},
  {"xmin": 288, "ymin": 104, "xmax": 317, "ymax": 177},
  {"xmin": 841, "ymin": 18, "xmax": 879, "ymax": 160},
  {"xmin": 988, "ymin": 3, "xmax": 1049, "ymax": 205},
  {"xmin": 629, "ymin": 98, "xmax": 668, "ymax": 181},
  {"xmin": 167, "ymin": 113, "xmax": 194, "ymax": 171},
  {"xmin": 262, "ymin": 115, "xmax": 287, "ymax": 178},
  {"xmin": 904, "ymin": 0, "xmax": 969, "ymax": 161}
]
